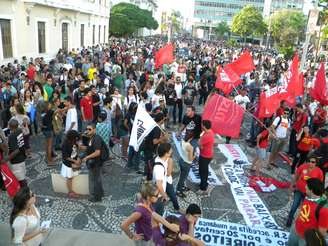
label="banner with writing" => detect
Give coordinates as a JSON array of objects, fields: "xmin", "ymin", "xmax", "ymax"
[
  {"xmin": 172, "ymin": 133, "xmax": 222, "ymax": 186},
  {"xmin": 218, "ymin": 144, "xmax": 279, "ymax": 229},
  {"xmin": 194, "ymin": 217, "xmax": 288, "ymax": 246}
]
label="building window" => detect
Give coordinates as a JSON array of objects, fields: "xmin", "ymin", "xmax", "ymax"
[
  {"xmin": 62, "ymin": 23, "xmax": 68, "ymax": 51},
  {"xmin": 92, "ymin": 25, "xmax": 95, "ymax": 44},
  {"xmin": 98, "ymin": 25, "xmax": 101, "ymax": 44},
  {"xmin": 103, "ymin": 25, "xmax": 106, "ymax": 43},
  {"xmin": 81, "ymin": 24, "xmax": 85, "ymax": 47},
  {"xmin": 37, "ymin": 21, "xmax": 46, "ymax": 53},
  {"xmin": 0, "ymin": 19, "xmax": 13, "ymax": 58}
]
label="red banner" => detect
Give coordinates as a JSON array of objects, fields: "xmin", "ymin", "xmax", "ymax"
[
  {"xmin": 226, "ymin": 51, "xmax": 255, "ymax": 76},
  {"xmin": 215, "ymin": 66, "xmax": 241, "ymax": 95},
  {"xmin": 155, "ymin": 43, "xmax": 175, "ymax": 69},
  {"xmin": 202, "ymin": 94, "xmax": 244, "ymax": 138},
  {"xmin": 1, "ymin": 163, "xmax": 21, "ymax": 198},
  {"xmin": 310, "ymin": 62, "xmax": 328, "ymax": 105}
]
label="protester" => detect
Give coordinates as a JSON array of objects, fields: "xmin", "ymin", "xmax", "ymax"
[
  {"xmin": 61, "ymin": 130, "xmax": 82, "ymax": 198},
  {"xmin": 10, "ymin": 187, "xmax": 46, "ymax": 246},
  {"xmin": 81, "ymin": 123, "xmax": 106, "ymax": 202},
  {"xmin": 288, "ymin": 178, "xmax": 328, "ymax": 245},
  {"xmin": 41, "ymin": 102, "xmax": 55, "ymax": 165},
  {"xmin": 197, "ymin": 120, "xmax": 215, "ymax": 195},
  {"xmin": 8, "ymin": 118, "xmax": 27, "ymax": 187},
  {"xmin": 176, "ymin": 131, "xmax": 195, "ymax": 198},
  {"xmin": 286, "ymin": 157, "xmax": 324, "ymax": 227}
]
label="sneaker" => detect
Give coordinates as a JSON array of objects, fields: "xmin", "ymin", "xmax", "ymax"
[{"xmin": 88, "ymin": 197, "xmax": 102, "ymax": 203}]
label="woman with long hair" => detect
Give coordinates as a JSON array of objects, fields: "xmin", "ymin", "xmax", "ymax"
[
  {"xmin": 10, "ymin": 187, "xmax": 46, "ymax": 246},
  {"xmin": 121, "ymin": 182, "xmax": 179, "ymax": 245},
  {"xmin": 24, "ymin": 89, "xmax": 37, "ymax": 135},
  {"xmin": 11, "ymin": 104, "xmax": 32, "ymax": 158},
  {"xmin": 124, "ymin": 86, "xmax": 139, "ymax": 112},
  {"xmin": 61, "ymin": 130, "xmax": 81, "ymax": 198}
]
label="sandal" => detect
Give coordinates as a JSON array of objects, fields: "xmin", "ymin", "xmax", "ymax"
[
  {"xmin": 68, "ymin": 192, "xmax": 79, "ymax": 198},
  {"xmin": 176, "ymin": 190, "xmax": 186, "ymax": 198}
]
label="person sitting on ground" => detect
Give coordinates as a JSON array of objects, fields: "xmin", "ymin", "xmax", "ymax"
[
  {"xmin": 152, "ymin": 214, "xmax": 205, "ymax": 246},
  {"xmin": 60, "ymin": 130, "xmax": 82, "ymax": 198},
  {"xmin": 10, "ymin": 187, "xmax": 47, "ymax": 246}
]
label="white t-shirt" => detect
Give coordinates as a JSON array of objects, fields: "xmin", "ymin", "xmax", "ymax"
[
  {"xmin": 174, "ymin": 83, "xmax": 183, "ymax": 99},
  {"xmin": 152, "ymin": 156, "xmax": 168, "ymax": 196},
  {"xmin": 65, "ymin": 107, "xmax": 78, "ymax": 132},
  {"xmin": 234, "ymin": 95, "xmax": 250, "ymax": 109},
  {"xmin": 273, "ymin": 116, "xmax": 289, "ymax": 138}
]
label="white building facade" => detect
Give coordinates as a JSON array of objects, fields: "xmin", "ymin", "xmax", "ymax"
[{"xmin": 0, "ymin": 0, "xmax": 110, "ymax": 63}]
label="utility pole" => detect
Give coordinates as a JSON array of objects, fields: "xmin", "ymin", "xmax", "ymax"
[{"xmin": 300, "ymin": 2, "xmax": 319, "ymax": 70}]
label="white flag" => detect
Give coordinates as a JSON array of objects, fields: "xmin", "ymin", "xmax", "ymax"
[{"xmin": 129, "ymin": 105, "xmax": 158, "ymax": 151}]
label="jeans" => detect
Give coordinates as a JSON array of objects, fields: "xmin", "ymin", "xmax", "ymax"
[
  {"xmin": 88, "ymin": 164, "xmax": 104, "ymax": 200},
  {"xmin": 198, "ymin": 92, "xmax": 208, "ymax": 105},
  {"xmin": 177, "ymin": 159, "xmax": 191, "ymax": 191},
  {"xmin": 287, "ymin": 224, "xmax": 306, "ymax": 246},
  {"xmin": 167, "ymin": 105, "xmax": 174, "ymax": 123},
  {"xmin": 199, "ymin": 156, "xmax": 212, "ymax": 191},
  {"xmin": 289, "ymin": 129, "xmax": 297, "ymax": 156},
  {"xmin": 291, "ymin": 150, "xmax": 309, "ymax": 174},
  {"xmin": 77, "ymin": 109, "xmax": 82, "ymax": 132},
  {"xmin": 127, "ymin": 146, "xmax": 140, "ymax": 171},
  {"xmin": 144, "ymin": 151, "xmax": 154, "ymax": 180},
  {"xmin": 166, "ymin": 182, "xmax": 180, "ymax": 210},
  {"xmin": 54, "ymin": 131, "xmax": 63, "ymax": 150},
  {"xmin": 287, "ymin": 190, "xmax": 305, "ymax": 222},
  {"xmin": 173, "ymin": 99, "xmax": 183, "ymax": 124}
]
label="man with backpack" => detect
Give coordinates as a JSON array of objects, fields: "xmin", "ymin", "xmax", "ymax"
[
  {"xmin": 81, "ymin": 123, "xmax": 109, "ymax": 202},
  {"xmin": 152, "ymin": 143, "xmax": 172, "ymax": 215},
  {"xmin": 288, "ymin": 178, "xmax": 328, "ymax": 245},
  {"xmin": 267, "ymin": 108, "xmax": 290, "ymax": 169}
]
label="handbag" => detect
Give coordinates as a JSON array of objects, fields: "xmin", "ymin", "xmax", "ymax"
[{"xmin": 0, "ymin": 162, "xmax": 21, "ymax": 198}]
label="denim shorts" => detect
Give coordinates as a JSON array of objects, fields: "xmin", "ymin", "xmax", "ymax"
[
  {"xmin": 256, "ymin": 147, "xmax": 267, "ymax": 160},
  {"xmin": 43, "ymin": 130, "xmax": 53, "ymax": 139}
]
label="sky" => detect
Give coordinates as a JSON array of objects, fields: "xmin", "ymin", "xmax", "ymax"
[{"xmin": 157, "ymin": 0, "xmax": 194, "ymax": 20}]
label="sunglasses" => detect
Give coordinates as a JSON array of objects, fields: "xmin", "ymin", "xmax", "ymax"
[
  {"xmin": 86, "ymin": 128, "xmax": 93, "ymax": 131},
  {"xmin": 310, "ymin": 160, "xmax": 316, "ymax": 163}
]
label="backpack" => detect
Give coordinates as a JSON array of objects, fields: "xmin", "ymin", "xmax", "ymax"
[
  {"xmin": 274, "ymin": 116, "xmax": 282, "ymax": 130},
  {"xmin": 147, "ymin": 161, "xmax": 165, "ymax": 181}
]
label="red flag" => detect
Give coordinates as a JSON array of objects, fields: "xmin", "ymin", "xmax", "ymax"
[
  {"xmin": 310, "ymin": 63, "xmax": 328, "ymax": 105},
  {"xmin": 227, "ymin": 51, "xmax": 255, "ymax": 76},
  {"xmin": 259, "ymin": 88, "xmax": 281, "ymax": 118},
  {"xmin": 1, "ymin": 163, "xmax": 21, "ymax": 198},
  {"xmin": 155, "ymin": 43, "xmax": 175, "ymax": 69},
  {"xmin": 202, "ymin": 94, "xmax": 244, "ymax": 138},
  {"xmin": 215, "ymin": 66, "xmax": 241, "ymax": 95}
]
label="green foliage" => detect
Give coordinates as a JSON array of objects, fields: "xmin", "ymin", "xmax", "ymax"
[
  {"xmin": 231, "ymin": 5, "xmax": 267, "ymax": 38},
  {"xmin": 170, "ymin": 10, "xmax": 183, "ymax": 34},
  {"xmin": 109, "ymin": 3, "xmax": 158, "ymax": 37},
  {"xmin": 269, "ymin": 10, "xmax": 306, "ymax": 47},
  {"xmin": 214, "ymin": 21, "xmax": 230, "ymax": 38},
  {"xmin": 227, "ymin": 39, "xmax": 238, "ymax": 47},
  {"xmin": 277, "ymin": 46, "xmax": 295, "ymax": 60}
]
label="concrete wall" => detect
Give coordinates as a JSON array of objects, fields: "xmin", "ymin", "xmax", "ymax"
[{"xmin": 0, "ymin": 0, "xmax": 109, "ymax": 64}]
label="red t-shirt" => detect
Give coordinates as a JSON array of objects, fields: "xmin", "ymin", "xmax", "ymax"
[
  {"xmin": 293, "ymin": 112, "xmax": 308, "ymax": 132},
  {"xmin": 27, "ymin": 66, "xmax": 36, "ymax": 80},
  {"xmin": 313, "ymin": 108, "xmax": 327, "ymax": 125},
  {"xmin": 200, "ymin": 130, "xmax": 215, "ymax": 158},
  {"xmin": 80, "ymin": 96, "xmax": 93, "ymax": 121},
  {"xmin": 295, "ymin": 198, "xmax": 328, "ymax": 238},
  {"xmin": 297, "ymin": 135, "xmax": 318, "ymax": 152},
  {"xmin": 296, "ymin": 164, "xmax": 324, "ymax": 194},
  {"xmin": 258, "ymin": 130, "xmax": 269, "ymax": 148}
]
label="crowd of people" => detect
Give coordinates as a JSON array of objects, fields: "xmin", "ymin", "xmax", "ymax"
[{"xmin": 0, "ymin": 37, "xmax": 327, "ymax": 245}]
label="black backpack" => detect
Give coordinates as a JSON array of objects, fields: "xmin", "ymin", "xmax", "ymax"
[{"xmin": 147, "ymin": 161, "xmax": 165, "ymax": 181}]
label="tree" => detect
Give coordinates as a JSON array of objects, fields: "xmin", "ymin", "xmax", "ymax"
[
  {"xmin": 109, "ymin": 3, "xmax": 158, "ymax": 37},
  {"xmin": 269, "ymin": 10, "xmax": 306, "ymax": 48},
  {"xmin": 170, "ymin": 10, "xmax": 183, "ymax": 34},
  {"xmin": 231, "ymin": 5, "xmax": 267, "ymax": 41},
  {"xmin": 214, "ymin": 21, "xmax": 230, "ymax": 39}
]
